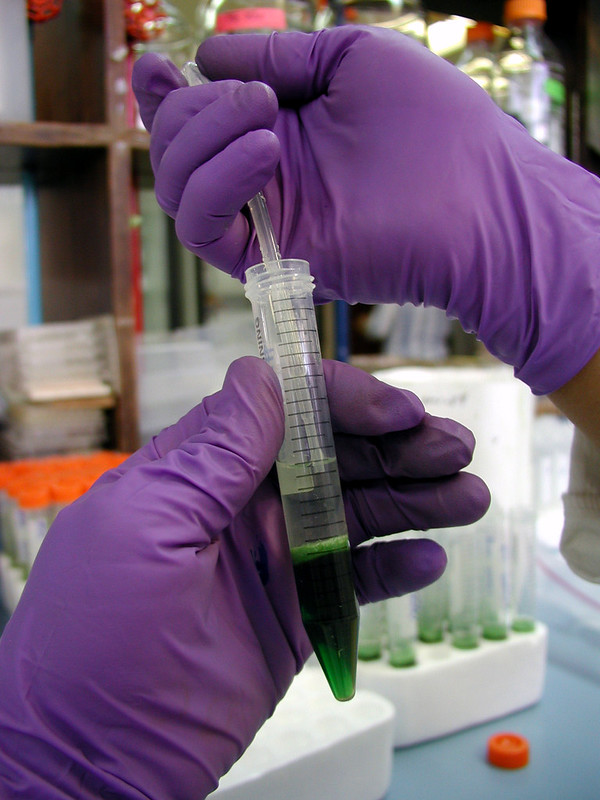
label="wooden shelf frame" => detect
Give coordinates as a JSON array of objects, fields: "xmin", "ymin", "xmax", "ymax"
[{"xmin": 0, "ymin": 0, "xmax": 151, "ymax": 452}]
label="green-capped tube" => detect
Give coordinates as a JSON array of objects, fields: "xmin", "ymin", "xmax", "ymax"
[
  {"xmin": 387, "ymin": 594, "xmax": 418, "ymax": 668},
  {"xmin": 447, "ymin": 525, "xmax": 481, "ymax": 650},
  {"xmin": 416, "ymin": 533, "xmax": 449, "ymax": 644},
  {"xmin": 479, "ymin": 505, "xmax": 510, "ymax": 641},
  {"xmin": 358, "ymin": 600, "xmax": 386, "ymax": 661},
  {"xmin": 510, "ymin": 507, "xmax": 537, "ymax": 633}
]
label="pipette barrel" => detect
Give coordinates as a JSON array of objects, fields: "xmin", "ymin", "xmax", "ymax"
[
  {"xmin": 247, "ymin": 193, "xmax": 281, "ymax": 264},
  {"xmin": 245, "ymin": 259, "xmax": 359, "ymax": 701}
]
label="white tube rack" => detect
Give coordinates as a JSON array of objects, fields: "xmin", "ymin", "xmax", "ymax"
[{"xmin": 357, "ymin": 624, "xmax": 548, "ymax": 748}]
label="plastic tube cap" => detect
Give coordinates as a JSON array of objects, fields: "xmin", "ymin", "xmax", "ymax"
[
  {"xmin": 467, "ymin": 21, "xmax": 495, "ymax": 44},
  {"xmin": 487, "ymin": 732, "xmax": 530, "ymax": 769},
  {"xmin": 16, "ymin": 486, "xmax": 51, "ymax": 510},
  {"xmin": 504, "ymin": 0, "xmax": 547, "ymax": 24}
]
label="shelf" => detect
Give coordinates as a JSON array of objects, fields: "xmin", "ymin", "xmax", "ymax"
[
  {"xmin": 0, "ymin": 123, "xmax": 149, "ymax": 152},
  {"xmin": 0, "ymin": 1, "xmax": 141, "ymax": 454},
  {"xmin": 0, "ymin": 122, "xmax": 122, "ymax": 178},
  {"xmin": 126, "ymin": 129, "xmax": 150, "ymax": 150},
  {"xmin": 24, "ymin": 395, "xmax": 116, "ymax": 412},
  {"xmin": 0, "ymin": 121, "xmax": 114, "ymax": 148}
]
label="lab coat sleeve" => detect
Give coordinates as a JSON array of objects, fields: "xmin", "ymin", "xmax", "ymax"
[{"xmin": 560, "ymin": 427, "xmax": 600, "ymax": 583}]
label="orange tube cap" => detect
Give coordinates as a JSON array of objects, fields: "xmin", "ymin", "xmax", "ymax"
[
  {"xmin": 504, "ymin": 0, "xmax": 547, "ymax": 24},
  {"xmin": 487, "ymin": 732, "xmax": 530, "ymax": 769}
]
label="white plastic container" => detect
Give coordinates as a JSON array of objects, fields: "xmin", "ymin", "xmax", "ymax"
[
  {"xmin": 357, "ymin": 624, "xmax": 547, "ymax": 748},
  {"xmin": 0, "ymin": 1, "xmax": 34, "ymax": 121},
  {"xmin": 0, "ymin": 186, "xmax": 28, "ymax": 330},
  {"xmin": 362, "ymin": 365, "xmax": 544, "ymax": 746},
  {"xmin": 208, "ymin": 665, "xmax": 395, "ymax": 800},
  {"xmin": 373, "ymin": 365, "xmax": 535, "ymax": 513}
]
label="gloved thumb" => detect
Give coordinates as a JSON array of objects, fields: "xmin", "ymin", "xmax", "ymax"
[
  {"xmin": 132, "ymin": 52, "xmax": 187, "ymax": 131},
  {"xmin": 88, "ymin": 357, "xmax": 285, "ymax": 546},
  {"xmin": 163, "ymin": 356, "xmax": 285, "ymax": 536},
  {"xmin": 195, "ymin": 28, "xmax": 344, "ymax": 103}
]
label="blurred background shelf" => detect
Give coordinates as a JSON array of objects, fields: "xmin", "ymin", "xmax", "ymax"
[
  {"xmin": 1, "ymin": 0, "xmax": 599, "ymax": 456},
  {"xmin": 0, "ymin": 122, "xmax": 114, "ymax": 149}
]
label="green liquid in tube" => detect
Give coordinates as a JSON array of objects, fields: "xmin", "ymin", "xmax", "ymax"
[
  {"xmin": 389, "ymin": 644, "xmax": 417, "ymax": 668},
  {"xmin": 512, "ymin": 617, "xmax": 536, "ymax": 633},
  {"xmin": 482, "ymin": 622, "xmax": 509, "ymax": 641},
  {"xmin": 480, "ymin": 595, "xmax": 509, "ymax": 640},
  {"xmin": 291, "ymin": 536, "xmax": 359, "ymax": 701},
  {"xmin": 358, "ymin": 643, "xmax": 382, "ymax": 661},
  {"xmin": 452, "ymin": 632, "xmax": 480, "ymax": 650},
  {"xmin": 418, "ymin": 625, "xmax": 445, "ymax": 644}
]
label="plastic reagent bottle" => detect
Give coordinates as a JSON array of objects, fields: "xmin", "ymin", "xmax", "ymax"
[
  {"xmin": 197, "ymin": 0, "xmax": 315, "ymax": 37},
  {"xmin": 456, "ymin": 21, "xmax": 501, "ymax": 100},
  {"xmin": 498, "ymin": 0, "xmax": 565, "ymax": 154},
  {"xmin": 130, "ymin": 2, "xmax": 195, "ymax": 70},
  {"xmin": 329, "ymin": 0, "xmax": 426, "ymax": 42}
]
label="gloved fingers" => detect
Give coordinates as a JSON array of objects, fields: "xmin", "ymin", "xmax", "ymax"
[
  {"xmin": 335, "ymin": 414, "xmax": 477, "ymax": 482},
  {"xmin": 149, "ymin": 78, "xmax": 243, "ymax": 173},
  {"xmin": 92, "ymin": 359, "xmax": 283, "ymax": 522},
  {"xmin": 175, "ymin": 131, "xmax": 279, "ymax": 271},
  {"xmin": 90, "ymin": 399, "xmax": 213, "ymax": 490},
  {"xmin": 157, "ymin": 357, "xmax": 280, "ymax": 456},
  {"xmin": 352, "ymin": 537, "xmax": 447, "ymax": 604},
  {"xmin": 322, "ymin": 360, "xmax": 477, "ymax": 479},
  {"xmin": 132, "ymin": 52, "xmax": 188, "ymax": 131},
  {"xmin": 110, "ymin": 358, "xmax": 282, "ymax": 543},
  {"xmin": 345, "ymin": 472, "xmax": 490, "ymax": 547},
  {"xmin": 104, "ymin": 412, "xmax": 475, "ymax": 496},
  {"xmin": 322, "ymin": 359, "xmax": 424, "ymax": 435},
  {"xmin": 154, "ymin": 81, "xmax": 279, "ymax": 216},
  {"xmin": 195, "ymin": 29, "xmax": 354, "ymax": 103}
]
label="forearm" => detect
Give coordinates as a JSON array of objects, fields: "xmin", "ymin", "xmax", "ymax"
[
  {"xmin": 547, "ymin": 348, "xmax": 600, "ymax": 583},
  {"xmin": 549, "ymin": 347, "xmax": 600, "ymax": 449}
]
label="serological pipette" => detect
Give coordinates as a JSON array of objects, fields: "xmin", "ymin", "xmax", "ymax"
[{"xmin": 183, "ymin": 63, "xmax": 359, "ymax": 701}]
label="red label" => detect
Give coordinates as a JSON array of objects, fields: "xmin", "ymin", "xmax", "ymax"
[{"xmin": 215, "ymin": 7, "xmax": 287, "ymax": 32}]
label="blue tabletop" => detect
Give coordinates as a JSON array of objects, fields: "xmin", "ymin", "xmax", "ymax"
[{"xmin": 385, "ymin": 661, "xmax": 600, "ymax": 799}]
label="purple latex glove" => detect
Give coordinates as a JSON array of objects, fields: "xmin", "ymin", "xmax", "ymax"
[
  {"xmin": 0, "ymin": 357, "xmax": 489, "ymax": 799},
  {"xmin": 132, "ymin": 26, "xmax": 600, "ymax": 396}
]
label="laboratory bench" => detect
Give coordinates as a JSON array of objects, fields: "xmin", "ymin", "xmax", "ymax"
[
  {"xmin": 2, "ymin": 537, "xmax": 599, "ymax": 800},
  {"xmin": 386, "ymin": 659, "xmax": 600, "ymax": 799},
  {"xmin": 1, "ymin": 595, "xmax": 599, "ymax": 799}
]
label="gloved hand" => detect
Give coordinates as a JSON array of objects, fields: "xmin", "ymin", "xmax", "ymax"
[
  {"xmin": 132, "ymin": 26, "xmax": 600, "ymax": 396},
  {"xmin": 0, "ymin": 357, "xmax": 489, "ymax": 800}
]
